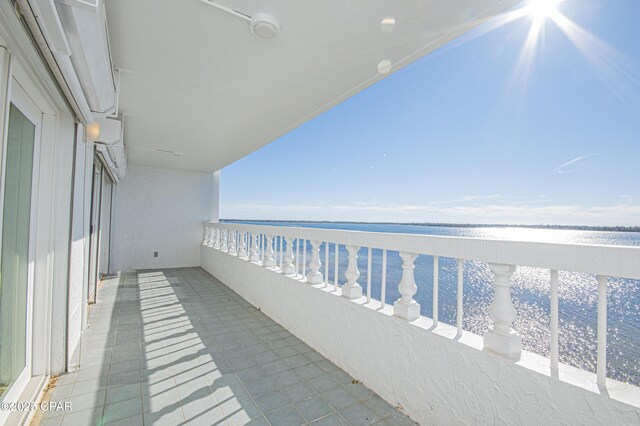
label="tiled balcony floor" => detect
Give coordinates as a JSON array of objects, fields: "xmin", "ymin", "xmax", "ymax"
[{"xmin": 36, "ymin": 267, "xmax": 416, "ymax": 426}]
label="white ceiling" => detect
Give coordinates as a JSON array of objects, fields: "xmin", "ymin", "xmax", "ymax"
[{"xmin": 106, "ymin": 0, "xmax": 520, "ymax": 173}]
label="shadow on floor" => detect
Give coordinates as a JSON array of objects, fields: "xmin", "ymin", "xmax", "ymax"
[{"xmin": 36, "ymin": 267, "xmax": 417, "ymax": 426}]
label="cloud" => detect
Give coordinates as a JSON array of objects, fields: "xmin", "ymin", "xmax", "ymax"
[
  {"xmin": 554, "ymin": 153, "xmax": 600, "ymax": 174},
  {"xmin": 221, "ymin": 201, "xmax": 640, "ymax": 226}
]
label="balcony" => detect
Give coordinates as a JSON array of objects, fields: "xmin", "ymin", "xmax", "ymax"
[
  {"xmin": 198, "ymin": 223, "xmax": 640, "ymax": 424},
  {"xmin": 34, "ymin": 268, "xmax": 414, "ymax": 426}
]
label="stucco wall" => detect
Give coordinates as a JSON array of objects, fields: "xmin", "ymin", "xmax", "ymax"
[
  {"xmin": 111, "ymin": 164, "xmax": 216, "ymax": 271},
  {"xmin": 201, "ymin": 246, "xmax": 640, "ymax": 425}
]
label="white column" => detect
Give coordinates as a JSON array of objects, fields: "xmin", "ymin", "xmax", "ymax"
[
  {"xmin": 394, "ymin": 252, "xmax": 420, "ymax": 321},
  {"xmin": 263, "ymin": 234, "xmax": 275, "ymax": 267},
  {"xmin": 342, "ymin": 245, "xmax": 362, "ymax": 299},
  {"xmin": 250, "ymin": 233, "xmax": 260, "ymax": 263},
  {"xmin": 228, "ymin": 230, "xmax": 237, "ymax": 255},
  {"xmin": 281, "ymin": 237, "xmax": 295, "ymax": 275},
  {"xmin": 238, "ymin": 232, "xmax": 247, "ymax": 258},
  {"xmin": 484, "ymin": 263, "xmax": 521, "ymax": 360},
  {"xmin": 213, "ymin": 228, "xmax": 221, "ymax": 249},
  {"xmin": 306, "ymin": 240, "xmax": 323, "ymax": 284}
]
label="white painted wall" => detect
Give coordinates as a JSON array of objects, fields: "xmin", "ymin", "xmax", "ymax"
[
  {"xmin": 201, "ymin": 247, "xmax": 640, "ymax": 426},
  {"xmin": 66, "ymin": 134, "xmax": 93, "ymax": 370},
  {"xmin": 111, "ymin": 163, "xmax": 216, "ymax": 271}
]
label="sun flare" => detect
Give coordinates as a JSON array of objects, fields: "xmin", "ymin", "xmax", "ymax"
[{"xmin": 527, "ymin": 0, "xmax": 561, "ymax": 20}]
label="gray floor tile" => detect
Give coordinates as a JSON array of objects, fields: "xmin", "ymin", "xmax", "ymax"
[
  {"xmin": 35, "ymin": 268, "xmax": 411, "ymax": 426},
  {"xmin": 340, "ymin": 403, "xmax": 381, "ymax": 426},
  {"xmin": 295, "ymin": 395, "xmax": 335, "ymax": 422},
  {"xmin": 264, "ymin": 404, "xmax": 306, "ymax": 426},
  {"xmin": 253, "ymin": 390, "xmax": 290, "ymax": 413}
]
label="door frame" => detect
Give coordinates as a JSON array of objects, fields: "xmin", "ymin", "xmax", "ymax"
[
  {"xmin": 0, "ymin": 64, "xmax": 44, "ymax": 411},
  {"xmin": 87, "ymin": 159, "xmax": 103, "ymax": 304}
]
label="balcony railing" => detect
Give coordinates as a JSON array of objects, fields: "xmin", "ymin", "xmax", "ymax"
[{"xmin": 202, "ymin": 222, "xmax": 640, "ymax": 387}]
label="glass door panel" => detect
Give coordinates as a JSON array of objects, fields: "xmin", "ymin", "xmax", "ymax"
[{"xmin": 0, "ymin": 104, "xmax": 35, "ymax": 399}]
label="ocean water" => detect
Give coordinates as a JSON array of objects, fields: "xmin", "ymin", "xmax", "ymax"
[{"xmin": 224, "ymin": 220, "xmax": 640, "ymax": 386}]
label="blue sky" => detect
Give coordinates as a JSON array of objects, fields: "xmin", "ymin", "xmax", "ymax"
[{"xmin": 221, "ymin": 0, "xmax": 640, "ymax": 226}]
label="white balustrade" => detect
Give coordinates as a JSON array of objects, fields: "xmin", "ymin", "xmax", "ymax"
[
  {"xmin": 393, "ymin": 252, "xmax": 420, "ymax": 321},
  {"xmin": 433, "ymin": 256, "xmax": 439, "ymax": 326},
  {"xmin": 334, "ymin": 244, "xmax": 339, "ymax": 291},
  {"xmin": 208, "ymin": 226, "xmax": 215, "ymax": 247},
  {"xmin": 281, "ymin": 237, "xmax": 295, "ymax": 275},
  {"xmin": 302, "ymin": 240, "xmax": 307, "ymax": 277},
  {"xmin": 484, "ymin": 263, "xmax": 521, "ymax": 360},
  {"xmin": 238, "ymin": 232, "xmax": 247, "ymax": 258},
  {"xmin": 457, "ymin": 259, "xmax": 464, "ymax": 335},
  {"xmin": 381, "ymin": 249, "xmax": 387, "ymax": 308},
  {"xmin": 324, "ymin": 243, "xmax": 329, "ymax": 288},
  {"xmin": 250, "ymin": 233, "xmax": 260, "ymax": 263},
  {"xmin": 306, "ymin": 240, "xmax": 323, "ymax": 284},
  {"xmin": 202, "ymin": 225, "xmax": 210, "ymax": 245},
  {"xmin": 550, "ymin": 269, "xmax": 559, "ymax": 377},
  {"xmin": 366, "ymin": 247, "xmax": 372, "ymax": 303},
  {"xmin": 597, "ymin": 275, "xmax": 608, "ymax": 386},
  {"xmin": 263, "ymin": 234, "xmax": 275, "ymax": 267},
  {"xmin": 203, "ymin": 222, "xmax": 640, "ymax": 386},
  {"xmin": 342, "ymin": 245, "xmax": 362, "ymax": 299},
  {"xmin": 213, "ymin": 228, "xmax": 221, "ymax": 249},
  {"xmin": 221, "ymin": 229, "xmax": 228, "ymax": 251},
  {"xmin": 229, "ymin": 230, "xmax": 237, "ymax": 255}
]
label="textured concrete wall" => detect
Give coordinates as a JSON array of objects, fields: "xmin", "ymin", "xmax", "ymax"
[
  {"xmin": 201, "ymin": 246, "xmax": 640, "ymax": 425},
  {"xmin": 112, "ymin": 164, "xmax": 215, "ymax": 271}
]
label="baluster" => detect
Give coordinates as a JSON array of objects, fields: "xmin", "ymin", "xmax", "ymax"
[
  {"xmin": 306, "ymin": 240, "xmax": 323, "ymax": 284},
  {"xmin": 366, "ymin": 247, "xmax": 372, "ymax": 303},
  {"xmin": 278, "ymin": 236, "xmax": 283, "ymax": 269},
  {"xmin": 263, "ymin": 234, "xmax": 275, "ymax": 267},
  {"xmin": 484, "ymin": 263, "xmax": 521, "ymax": 359},
  {"xmin": 229, "ymin": 230, "xmax": 237, "ymax": 255},
  {"xmin": 207, "ymin": 225, "xmax": 215, "ymax": 247},
  {"xmin": 238, "ymin": 232, "xmax": 247, "ymax": 258},
  {"xmin": 302, "ymin": 239, "xmax": 307, "ymax": 277},
  {"xmin": 334, "ymin": 243, "xmax": 339, "ymax": 291},
  {"xmin": 342, "ymin": 245, "xmax": 362, "ymax": 299},
  {"xmin": 281, "ymin": 237, "xmax": 295, "ymax": 275},
  {"xmin": 213, "ymin": 228, "xmax": 221, "ymax": 249},
  {"xmin": 295, "ymin": 239, "xmax": 300, "ymax": 276},
  {"xmin": 324, "ymin": 242, "xmax": 329, "ymax": 288},
  {"xmin": 393, "ymin": 252, "xmax": 420, "ymax": 321},
  {"xmin": 550, "ymin": 269, "xmax": 559, "ymax": 377},
  {"xmin": 457, "ymin": 259, "xmax": 463, "ymax": 334},
  {"xmin": 250, "ymin": 233, "xmax": 260, "ymax": 263},
  {"xmin": 221, "ymin": 229, "xmax": 229, "ymax": 251},
  {"xmin": 433, "ymin": 256, "xmax": 439, "ymax": 326},
  {"xmin": 381, "ymin": 249, "xmax": 387, "ymax": 308},
  {"xmin": 597, "ymin": 275, "xmax": 608, "ymax": 386},
  {"xmin": 202, "ymin": 224, "xmax": 209, "ymax": 245},
  {"xmin": 260, "ymin": 234, "xmax": 265, "ymax": 264}
]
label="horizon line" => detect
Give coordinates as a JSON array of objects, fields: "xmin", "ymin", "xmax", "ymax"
[{"xmin": 219, "ymin": 219, "xmax": 640, "ymax": 232}]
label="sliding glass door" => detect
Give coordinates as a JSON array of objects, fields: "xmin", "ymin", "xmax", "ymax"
[{"xmin": 0, "ymin": 102, "xmax": 37, "ymax": 400}]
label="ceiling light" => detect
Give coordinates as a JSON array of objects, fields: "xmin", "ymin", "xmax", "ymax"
[
  {"xmin": 250, "ymin": 13, "xmax": 280, "ymax": 39},
  {"xmin": 86, "ymin": 122, "xmax": 100, "ymax": 141}
]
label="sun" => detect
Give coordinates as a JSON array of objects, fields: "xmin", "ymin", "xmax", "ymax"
[{"xmin": 527, "ymin": 0, "xmax": 561, "ymax": 20}]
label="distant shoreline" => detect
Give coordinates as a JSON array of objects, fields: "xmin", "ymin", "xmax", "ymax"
[{"xmin": 221, "ymin": 219, "xmax": 640, "ymax": 233}]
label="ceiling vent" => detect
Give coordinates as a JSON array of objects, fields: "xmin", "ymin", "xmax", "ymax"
[{"xmin": 250, "ymin": 13, "xmax": 280, "ymax": 39}]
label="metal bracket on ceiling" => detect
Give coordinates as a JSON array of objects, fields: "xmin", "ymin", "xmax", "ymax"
[{"xmin": 197, "ymin": 0, "xmax": 251, "ymax": 23}]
